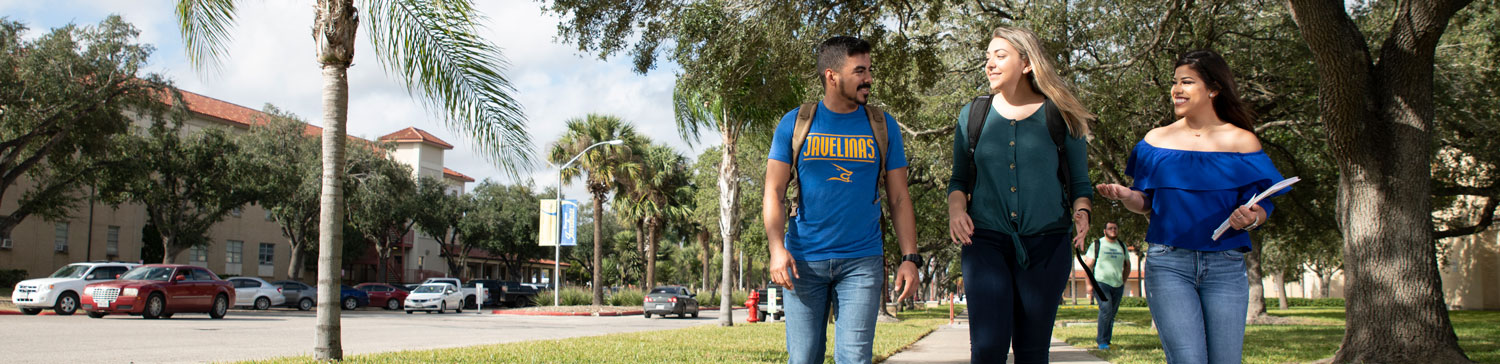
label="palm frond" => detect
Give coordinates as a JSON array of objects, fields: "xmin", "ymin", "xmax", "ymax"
[
  {"xmin": 175, "ymin": 0, "xmax": 238, "ymax": 74},
  {"xmin": 364, "ymin": 0, "xmax": 533, "ymax": 177}
]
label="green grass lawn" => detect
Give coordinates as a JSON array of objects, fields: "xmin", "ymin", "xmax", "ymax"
[
  {"xmin": 240, "ymin": 306, "xmax": 957, "ymax": 363},
  {"xmin": 1051, "ymin": 305, "xmax": 1500, "ymax": 364}
]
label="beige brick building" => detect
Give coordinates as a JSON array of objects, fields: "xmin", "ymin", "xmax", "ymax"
[{"xmin": 0, "ymin": 89, "xmax": 562, "ymax": 285}]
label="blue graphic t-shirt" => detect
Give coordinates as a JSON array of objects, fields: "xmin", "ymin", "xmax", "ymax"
[{"xmin": 769, "ymin": 101, "xmax": 908, "ymax": 262}]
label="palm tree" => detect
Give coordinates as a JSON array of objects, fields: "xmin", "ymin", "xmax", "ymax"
[
  {"xmin": 624, "ymin": 143, "xmax": 693, "ymax": 291},
  {"xmin": 175, "ymin": 0, "xmax": 530, "ymax": 359},
  {"xmin": 549, "ymin": 114, "xmax": 640, "ymax": 305}
]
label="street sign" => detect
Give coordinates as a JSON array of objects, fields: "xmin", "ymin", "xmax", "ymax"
[{"xmin": 539, "ymin": 199, "xmax": 579, "ymax": 246}]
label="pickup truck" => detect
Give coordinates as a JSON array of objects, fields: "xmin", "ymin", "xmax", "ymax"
[
  {"xmin": 755, "ymin": 282, "xmax": 787, "ymax": 322},
  {"xmin": 421, "ymin": 277, "xmax": 480, "ymax": 308}
]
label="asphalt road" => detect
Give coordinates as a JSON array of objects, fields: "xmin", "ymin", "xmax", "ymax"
[{"xmin": 1, "ymin": 307, "xmax": 734, "ymax": 363}]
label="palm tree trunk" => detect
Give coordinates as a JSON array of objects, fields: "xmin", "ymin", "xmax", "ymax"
[
  {"xmin": 698, "ymin": 230, "xmax": 710, "ymax": 292},
  {"xmin": 312, "ymin": 1, "xmax": 356, "ymax": 359},
  {"xmin": 717, "ymin": 131, "xmax": 740, "ymax": 327},
  {"xmin": 592, "ymin": 193, "xmax": 605, "ymax": 305},
  {"xmin": 645, "ymin": 218, "xmax": 658, "ymax": 291},
  {"xmin": 314, "ymin": 62, "xmax": 350, "ymax": 361}
]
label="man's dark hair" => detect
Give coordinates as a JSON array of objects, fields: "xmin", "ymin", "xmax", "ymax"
[{"xmin": 816, "ymin": 36, "xmax": 872, "ymax": 88}]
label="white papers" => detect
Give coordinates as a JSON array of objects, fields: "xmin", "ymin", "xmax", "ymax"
[{"xmin": 1211, "ymin": 177, "xmax": 1301, "ymax": 240}]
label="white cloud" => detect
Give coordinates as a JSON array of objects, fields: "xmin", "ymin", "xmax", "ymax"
[{"xmin": 5, "ymin": 1, "xmax": 724, "ymax": 199}]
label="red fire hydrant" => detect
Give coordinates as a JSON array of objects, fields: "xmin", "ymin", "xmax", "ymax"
[{"xmin": 746, "ymin": 290, "xmax": 761, "ymax": 323}]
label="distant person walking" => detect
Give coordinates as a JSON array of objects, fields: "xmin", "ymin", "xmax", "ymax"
[
  {"xmin": 1095, "ymin": 49, "xmax": 1289, "ymax": 364},
  {"xmin": 763, "ymin": 36, "xmax": 921, "ymax": 364},
  {"xmin": 947, "ymin": 26, "xmax": 1094, "ymax": 363},
  {"xmin": 1083, "ymin": 221, "xmax": 1130, "ymax": 350}
]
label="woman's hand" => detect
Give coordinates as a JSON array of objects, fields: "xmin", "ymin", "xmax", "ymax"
[
  {"xmin": 949, "ymin": 208, "xmax": 974, "ymax": 246},
  {"xmin": 1230, "ymin": 204, "xmax": 1266, "ymax": 231},
  {"xmin": 1095, "ymin": 183, "xmax": 1132, "ymax": 201}
]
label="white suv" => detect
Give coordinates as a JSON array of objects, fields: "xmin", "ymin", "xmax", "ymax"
[{"xmin": 12, "ymin": 262, "xmax": 139, "ymax": 315}]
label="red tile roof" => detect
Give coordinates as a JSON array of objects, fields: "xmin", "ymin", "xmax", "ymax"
[
  {"xmin": 378, "ymin": 127, "xmax": 455, "ymax": 150},
  {"xmin": 169, "ymin": 88, "xmax": 474, "ymax": 181},
  {"xmin": 443, "ymin": 168, "xmax": 476, "ymax": 182}
]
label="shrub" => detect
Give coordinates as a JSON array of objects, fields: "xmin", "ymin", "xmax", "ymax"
[
  {"xmin": 534, "ymin": 290, "xmax": 554, "ymax": 306},
  {"xmin": 1119, "ymin": 296, "xmax": 1149, "ymax": 307},
  {"xmin": 732, "ymin": 290, "xmax": 748, "ymax": 306},
  {"xmin": 559, "ymin": 287, "xmax": 592, "ymax": 306},
  {"xmin": 608, "ymin": 289, "xmax": 645, "ymax": 307},
  {"xmin": 1264, "ymin": 297, "xmax": 1345, "ymax": 308},
  {"xmin": 0, "ymin": 269, "xmax": 28, "ymax": 292}
]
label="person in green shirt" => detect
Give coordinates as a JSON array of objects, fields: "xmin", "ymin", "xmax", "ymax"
[
  {"xmin": 947, "ymin": 25, "xmax": 1095, "ymax": 363},
  {"xmin": 1084, "ymin": 221, "xmax": 1131, "ymax": 349}
]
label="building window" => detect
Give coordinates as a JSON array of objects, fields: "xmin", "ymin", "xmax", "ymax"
[
  {"xmin": 190, "ymin": 245, "xmax": 209, "ymax": 263},
  {"xmin": 226, "ymin": 240, "xmax": 243, "ymax": 264},
  {"xmin": 54, "ymin": 222, "xmax": 68, "ymax": 252},
  {"xmin": 106, "ymin": 226, "xmax": 120, "ymax": 256},
  {"xmin": 258, "ymin": 243, "xmax": 275, "ymax": 266},
  {"xmin": 230, "ymin": 207, "xmax": 243, "ymax": 218}
]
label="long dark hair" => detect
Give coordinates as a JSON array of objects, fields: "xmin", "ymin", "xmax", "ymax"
[{"xmin": 1176, "ymin": 50, "xmax": 1255, "ymax": 132}]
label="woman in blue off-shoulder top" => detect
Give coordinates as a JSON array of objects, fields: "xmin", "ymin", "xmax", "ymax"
[{"xmin": 1096, "ymin": 50, "xmax": 1289, "ymax": 364}]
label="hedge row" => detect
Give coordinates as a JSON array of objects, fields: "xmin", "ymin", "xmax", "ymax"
[{"xmin": 1, "ymin": 269, "xmax": 28, "ymax": 292}]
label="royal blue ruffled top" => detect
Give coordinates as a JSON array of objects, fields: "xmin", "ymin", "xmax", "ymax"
[{"xmin": 1125, "ymin": 141, "xmax": 1289, "ymax": 252}]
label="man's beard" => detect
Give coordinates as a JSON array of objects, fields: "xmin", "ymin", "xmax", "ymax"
[{"xmin": 842, "ymin": 82, "xmax": 872, "ymax": 105}]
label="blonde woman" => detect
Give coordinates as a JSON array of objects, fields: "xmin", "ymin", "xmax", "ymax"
[{"xmin": 947, "ymin": 26, "xmax": 1094, "ymax": 363}]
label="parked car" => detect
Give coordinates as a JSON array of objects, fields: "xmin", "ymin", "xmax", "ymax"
[
  {"xmin": 11, "ymin": 261, "xmax": 138, "ymax": 315},
  {"xmin": 755, "ymin": 282, "xmax": 787, "ymax": 322},
  {"xmin": 81, "ymin": 265, "xmax": 235, "ymax": 319},
  {"xmin": 643, "ymin": 286, "xmax": 699, "ymax": 319},
  {"xmin": 354, "ymin": 283, "xmax": 409, "ymax": 310},
  {"xmin": 404, "ymin": 283, "xmax": 464, "ymax": 314},
  {"xmin": 270, "ymin": 280, "xmax": 316, "ymax": 311},
  {"xmin": 401, "ymin": 283, "xmax": 421, "ymax": 292},
  {"xmin": 227, "ymin": 277, "xmax": 286, "ymax": 310},
  {"xmin": 492, "ymin": 281, "xmax": 539, "ymax": 307},
  {"xmin": 339, "ymin": 285, "xmax": 369, "ymax": 310},
  {"xmin": 422, "ymin": 278, "xmax": 477, "ymax": 308},
  {"xmin": 462, "ymin": 280, "xmax": 503, "ymax": 307}
]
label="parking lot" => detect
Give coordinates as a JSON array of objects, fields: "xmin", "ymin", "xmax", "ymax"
[{"xmin": 1, "ymin": 307, "xmax": 732, "ymax": 363}]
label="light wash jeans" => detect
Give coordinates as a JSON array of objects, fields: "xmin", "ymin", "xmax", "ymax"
[
  {"xmin": 1144, "ymin": 243, "xmax": 1249, "ymax": 364},
  {"xmin": 783, "ymin": 255, "xmax": 884, "ymax": 364}
]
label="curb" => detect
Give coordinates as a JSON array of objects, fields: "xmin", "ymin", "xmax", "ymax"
[
  {"xmin": 491, "ymin": 309, "xmax": 645, "ymax": 316},
  {"xmin": 0, "ymin": 310, "xmax": 19, "ymax": 315}
]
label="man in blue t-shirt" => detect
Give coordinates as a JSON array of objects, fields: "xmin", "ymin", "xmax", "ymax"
[{"xmin": 763, "ymin": 36, "xmax": 920, "ymax": 364}]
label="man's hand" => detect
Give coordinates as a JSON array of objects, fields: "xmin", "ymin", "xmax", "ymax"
[
  {"xmin": 895, "ymin": 261, "xmax": 920, "ymax": 301},
  {"xmin": 769, "ymin": 248, "xmax": 798, "ymax": 290}
]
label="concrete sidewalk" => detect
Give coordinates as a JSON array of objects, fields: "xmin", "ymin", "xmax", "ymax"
[{"xmin": 883, "ymin": 313, "xmax": 1109, "ymax": 364}]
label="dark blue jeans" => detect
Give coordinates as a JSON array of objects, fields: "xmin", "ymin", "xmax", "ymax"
[
  {"xmin": 962, "ymin": 229, "xmax": 1071, "ymax": 363},
  {"xmin": 1096, "ymin": 282, "xmax": 1125, "ymax": 346}
]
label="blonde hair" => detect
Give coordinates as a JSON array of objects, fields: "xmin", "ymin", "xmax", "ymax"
[{"xmin": 990, "ymin": 26, "xmax": 1093, "ymax": 137}]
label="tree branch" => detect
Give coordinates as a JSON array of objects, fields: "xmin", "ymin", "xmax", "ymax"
[
  {"xmin": 898, "ymin": 123, "xmax": 955, "ymax": 139},
  {"xmin": 1434, "ymin": 196, "xmax": 1498, "ymax": 240}
]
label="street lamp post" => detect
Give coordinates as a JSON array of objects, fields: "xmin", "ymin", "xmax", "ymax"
[{"xmin": 553, "ymin": 139, "xmax": 623, "ymax": 306}]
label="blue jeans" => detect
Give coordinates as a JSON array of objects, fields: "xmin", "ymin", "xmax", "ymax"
[
  {"xmin": 783, "ymin": 255, "xmax": 883, "ymax": 364},
  {"xmin": 1144, "ymin": 243, "xmax": 1248, "ymax": 364},
  {"xmin": 1096, "ymin": 282, "xmax": 1125, "ymax": 346},
  {"xmin": 962, "ymin": 229, "xmax": 1071, "ymax": 363}
]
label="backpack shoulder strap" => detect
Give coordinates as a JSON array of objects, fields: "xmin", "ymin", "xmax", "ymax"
[
  {"xmin": 964, "ymin": 95, "xmax": 993, "ymax": 197},
  {"xmin": 1045, "ymin": 98, "xmax": 1072, "ymax": 203},
  {"xmin": 866, "ymin": 104, "xmax": 888, "ymax": 205},
  {"xmin": 786, "ymin": 102, "xmax": 817, "ymax": 217}
]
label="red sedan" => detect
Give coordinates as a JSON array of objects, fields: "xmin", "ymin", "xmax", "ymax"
[
  {"xmin": 354, "ymin": 283, "xmax": 409, "ymax": 310},
  {"xmin": 81, "ymin": 264, "xmax": 235, "ymax": 319}
]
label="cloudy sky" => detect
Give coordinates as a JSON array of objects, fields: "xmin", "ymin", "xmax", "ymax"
[{"xmin": 0, "ymin": 0, "xmax": 716, "ymax": 198}]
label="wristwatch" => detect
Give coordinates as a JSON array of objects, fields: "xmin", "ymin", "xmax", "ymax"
[{"xmin": 901, "ymin": 254, "xmax": 923, "ymax": 268}]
